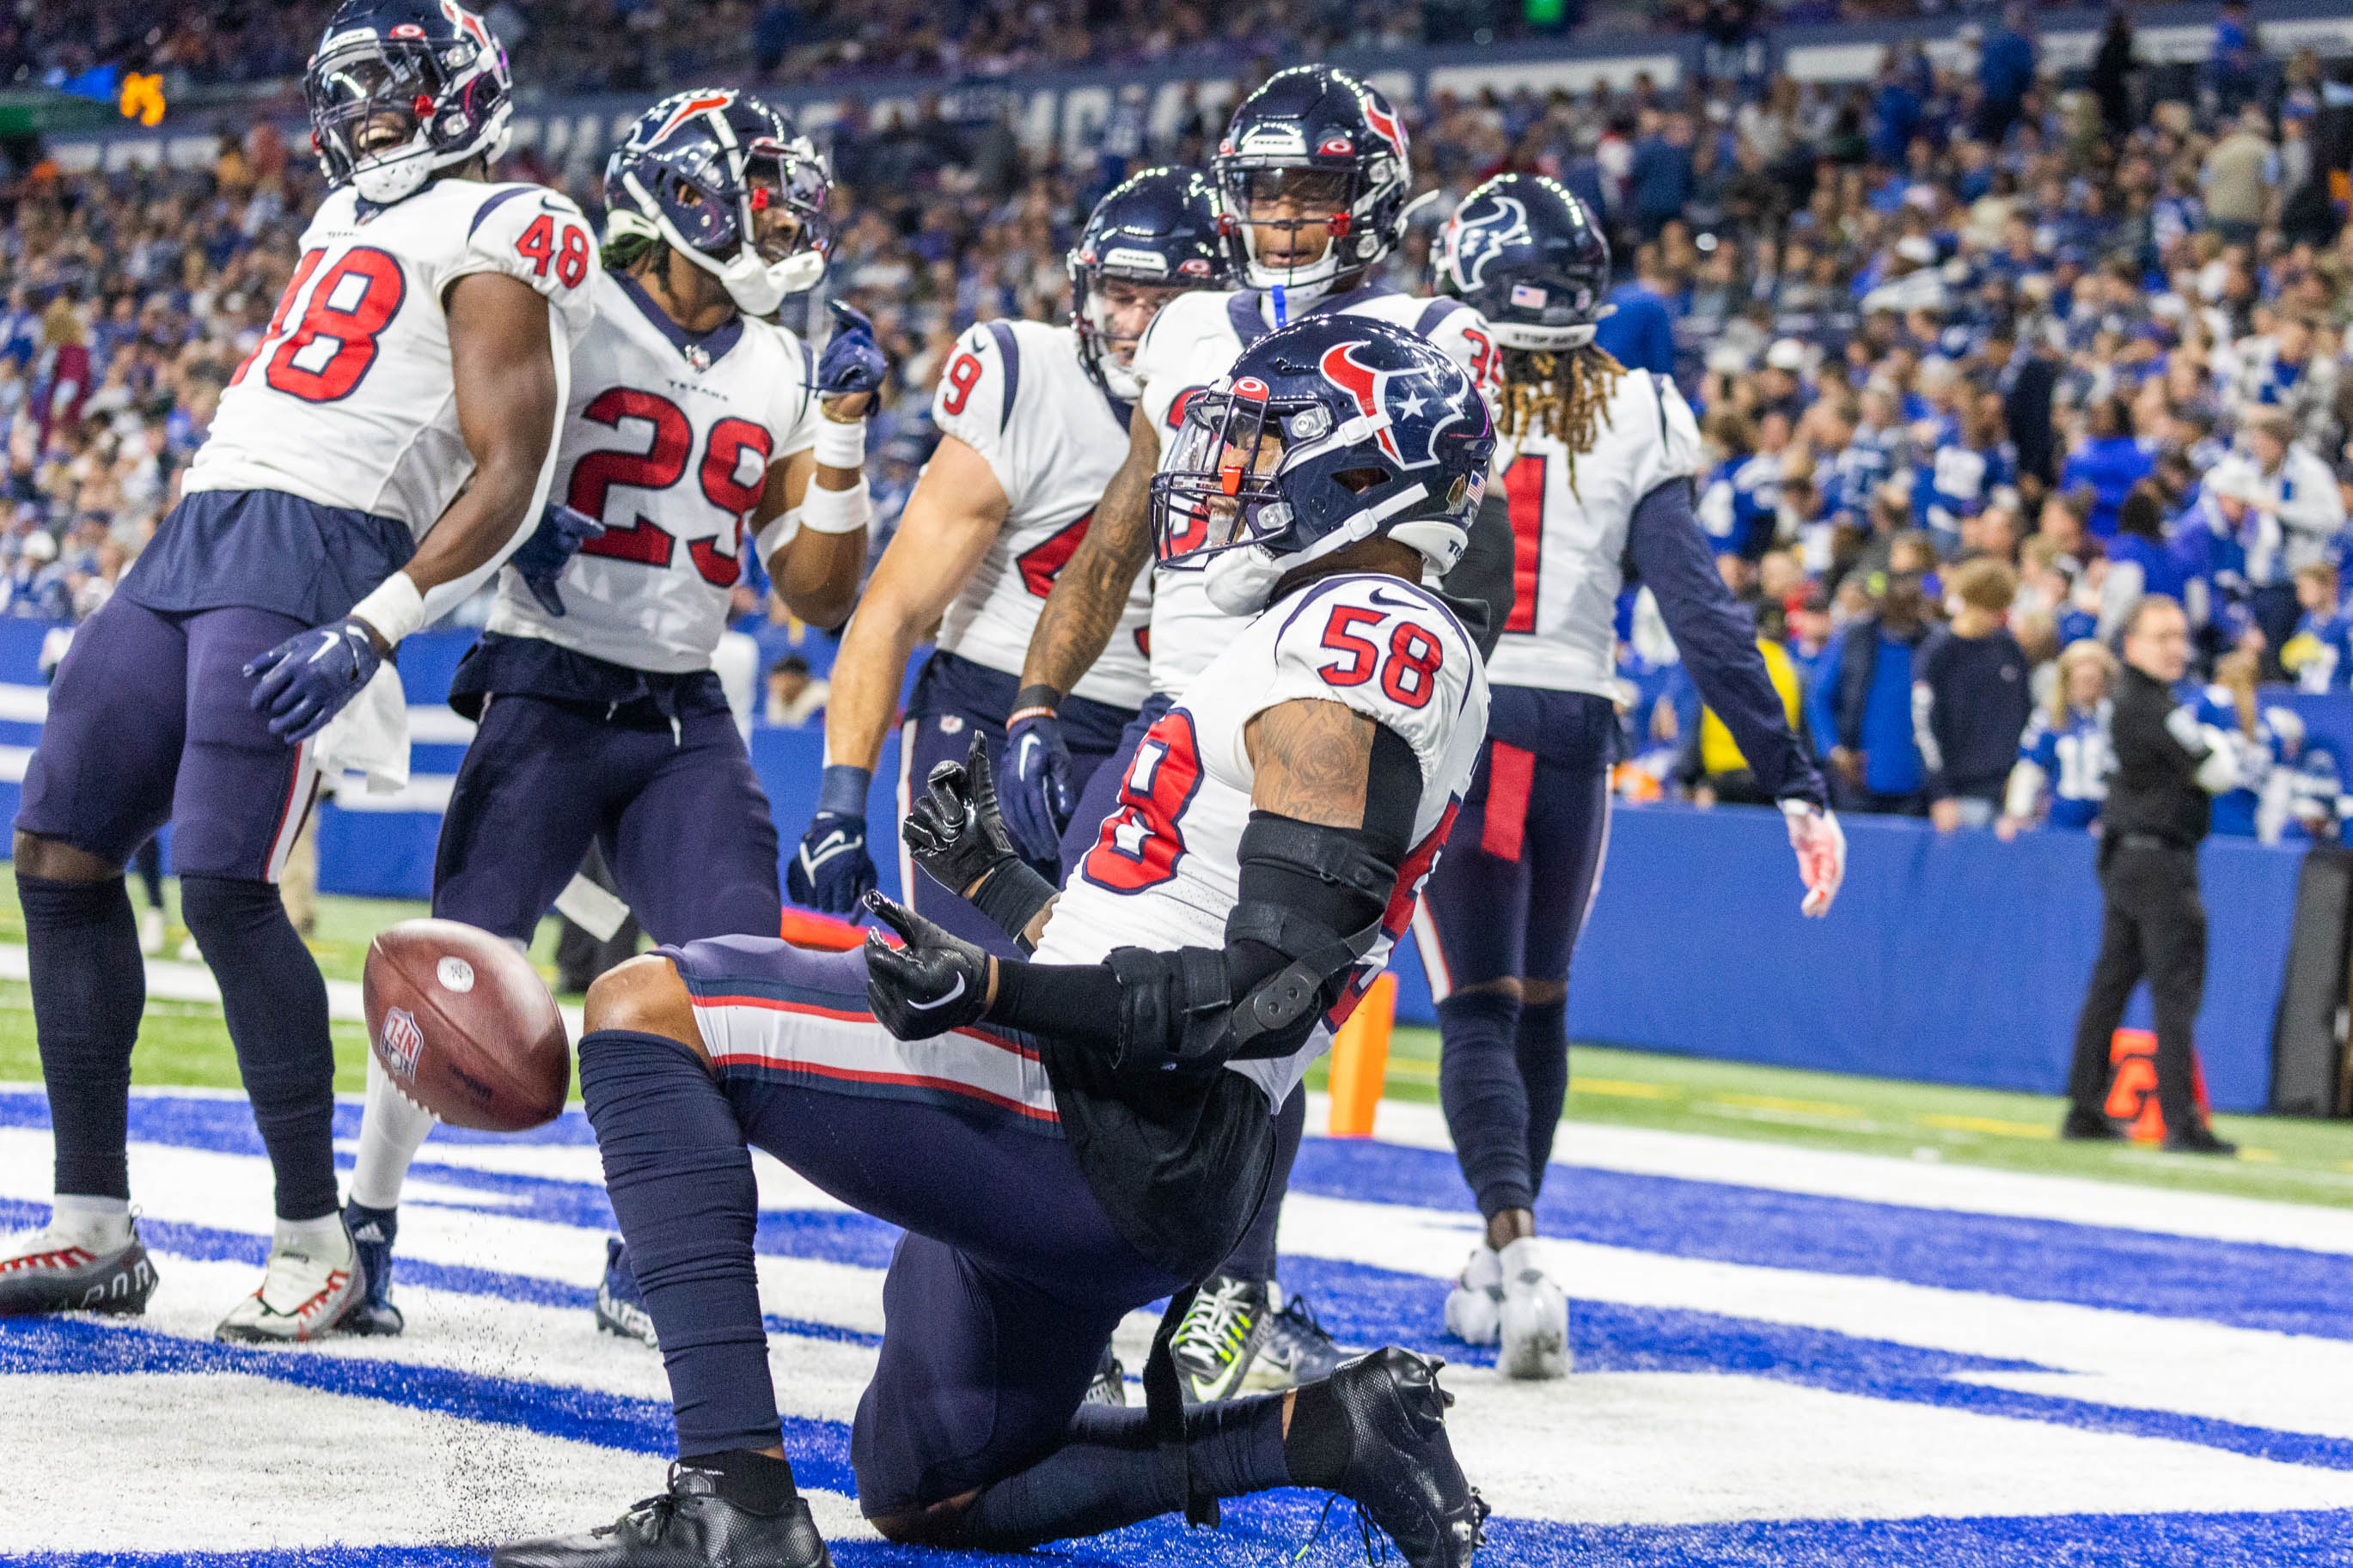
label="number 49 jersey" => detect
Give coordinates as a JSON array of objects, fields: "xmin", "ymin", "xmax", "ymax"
[
  {"xmin": 483, "ymin": 270, "xmax": 826, "ymax": 673},
  {"xmin": 1488, "ymin": 366, "xmax": 1703, "ymax": 698},
  {"xmin": 1035, "ymin": 572, "xmax": 1489, "ymax": 1109},
  {"xmin": 186, "ymin": 180, "xmax": 598, "ymax": 538},
  {"xmin": 928, "ymin": 319, "xmax": 1152, "ymax": 709}
]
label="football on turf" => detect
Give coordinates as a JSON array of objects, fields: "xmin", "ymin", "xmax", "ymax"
[{"xmin": 364, "ymin": 919, "xmax": 569, "ymax": 1132}]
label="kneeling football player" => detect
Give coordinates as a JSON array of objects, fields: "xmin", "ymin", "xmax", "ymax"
[{"xmin": 494, "ymin": 318, "xmax": 1493, "ymax": 1568}]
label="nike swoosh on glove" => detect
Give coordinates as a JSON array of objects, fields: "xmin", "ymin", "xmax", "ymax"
[
  {"xmin": 816, "ymin": 301, "xmax": 888, "ymax": 399},
  {"xmin": 999, "ymin": 711, "xmax": 1075, "ymax": 864},
  {"xmin": 509, "ymin": 501, "xmax": 606, "ymax": 617},
  {"xmin": 904, "ymin": 735, "xmax": 1024, "ymax": 897},
  {"xmin": 1782, "ymin": 800, "xmax": 1847, "ymax": 918},
  {"xmin": 863, "ymin": 891, "xmax": 992, "ymax": 1039},
  {"xmin": 787, "ymin": 811, "xmax": 877, "ymax": 915},
  {"xmin": 245, "ymin": 619, "xmax": 384, "ymax": 742}
]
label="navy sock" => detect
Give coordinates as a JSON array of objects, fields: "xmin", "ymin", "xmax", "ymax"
[
  {"xmin": 1516, "ymin": 997, "xmax": 1569, "ymax": 1199},
  {"xmin": 19, "ymin": 874, "xmax": 145, "ymax": 1200},
  {"xmin": 1219, "ymin": 1085, "xmax": 1304, "ymax": 1283},
  {"xmin": 956, "ymin": 1396, "xmax": 1289, "ymax": 1549},
  {"xmin": 180, "ymin": 875, "xmax": 338, "ymax": 1220},
  {"xmin": 578, "ymin": 1028, "xmax": 779, "ymax": 1455},
  {"xmin": 1436, "ymin": 988, "xmax": 1531, "ymax": 1218}
]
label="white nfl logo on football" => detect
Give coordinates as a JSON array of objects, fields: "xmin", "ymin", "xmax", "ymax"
[{"xmin": 381, "ymin": 1006, "xmax": 425, "ymax": 1080}]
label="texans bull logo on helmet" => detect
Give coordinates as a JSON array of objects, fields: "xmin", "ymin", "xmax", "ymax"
[
  {"xmin": 1317, "ymin": 339, "xmax": 1471, "ymax": 473},
  {"xmin": 1443, "ymin": 193, "xmax": 1534, "ymax": 290}
]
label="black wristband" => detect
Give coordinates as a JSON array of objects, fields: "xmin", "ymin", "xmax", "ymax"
[
  {"xmin": 986, "ymin": 955, "xmax": 1123, "ymax": 1048},
  {"xmin": 969, "ymin": 859, "xmax": 1057, "ymax": 952},
  {"xmin": 1011, "ymin": 684, "xmax": 1062, "ymax": 717}
]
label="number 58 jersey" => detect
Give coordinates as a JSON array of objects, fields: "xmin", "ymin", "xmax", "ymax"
[
  {"xmin": 185, "ymin": 180, "xmax": 600, "ymax": 540},
  {"xmin": 1035, "ymin": 572, "xmax": 1489, "ymax": 1109}
]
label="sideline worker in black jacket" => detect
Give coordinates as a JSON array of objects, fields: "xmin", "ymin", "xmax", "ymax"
[{"xmin": 2062, "ymin": 595, "xmax": 2240, "ymax": 1154}]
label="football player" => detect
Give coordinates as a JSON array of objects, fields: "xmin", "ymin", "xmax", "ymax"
[
  {"xmin": 785, "ymin": 168, "xmax": 1225, "ymax": 953},
  {"xmin": 492, "ymin": 319, "xmax": 1491, "ymax": 1568},
  {"xmin": 1000, "ymin": 64, "xmax": 1512, "ymax": 1404},
  {"xmin": 0, "ymin": 0, "xmax": 594, "ymax": 1342},
  {"xmin": 1416, "ymin": 175, "xmax": 1844, "ymax": 1377},
  {"xmin": 337, "ymin": 88, "xmax": 884, "ymax": 1339}
]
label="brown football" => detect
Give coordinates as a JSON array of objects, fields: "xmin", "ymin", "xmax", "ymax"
[{"xmin": 363, "ymin": 919, "xmax": 569, "ymax": 1132}]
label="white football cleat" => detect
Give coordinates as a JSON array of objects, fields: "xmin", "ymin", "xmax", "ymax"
[
  {"xmin": 1443, "ymin": 1243, "xmax": 1503, "ymax": 1346},
  {"xmin": 216, "ymin": 1219, "xmax": 363, "ymax": 1343},
  {"xmin": 1496, "ymin": 1237, "xmax": 1568, "ymax": 1380}
]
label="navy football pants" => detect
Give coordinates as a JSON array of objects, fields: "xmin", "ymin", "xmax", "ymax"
[
  {"xmin": 432, "ymin": 695, "xmax": 779, "ymax": 947},
  {"xmin": 584, "ymin": 937, "xmax": 1183, "ymax": 1516},
  {"xmin": 1412, "ymin": 688, "xmax": 1614, "ymax": 1218}
]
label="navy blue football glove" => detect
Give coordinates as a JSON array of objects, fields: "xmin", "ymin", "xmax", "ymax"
[
  {"xmin": 245, "ymin": 619, "xmax": 384, "ymax": 742},
  {"xmin": 815, "ymin": 301, "xmax": 887, "ymax": 400},
  {"xmin": 787, "ymin": 810, "xmax": 877, "ymax": 915},
  {"xmin": 863, "ymin": 892, "xmax": 993, "ymax": 1040},
  {"xmin": 509, "ymin": 501, "xmax": 605, "ymax": 618},
  {"xmin": 1000, "ymin": 708, "xmax": 1076, "ymax": 864}
]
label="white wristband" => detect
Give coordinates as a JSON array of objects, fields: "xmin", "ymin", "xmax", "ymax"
[
  {"xmin": 810, "ymin": 415, "xmax": 865, "ymax": 471},
  {"xmin": 797, "ymin": 475, "xmax": 871, "ymax": 535},
  {"xmin": 349, "ymin": 570, "xmax": 426, "ymax": 646}
]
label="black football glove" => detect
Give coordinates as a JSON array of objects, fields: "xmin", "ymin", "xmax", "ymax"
[
  {"xmin": 863, "ymin": 891, "xmax": 993, "ymax": 1040},
  {"xmin": 904, "ymin": 735, "xmax": 1024, "ymax": 899}
]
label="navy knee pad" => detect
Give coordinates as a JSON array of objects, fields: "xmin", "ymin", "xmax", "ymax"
[
  {"xmin": 1436, "ymin": 989, "xmax": 1532, "ymax": 1219},
  {"xmin": 18, "ymin": 873, "xmax": 144, "ymax": 1199},
  {"xmin": 178, "ymin": 875, "xmax": 337, "ymax": 1220}
]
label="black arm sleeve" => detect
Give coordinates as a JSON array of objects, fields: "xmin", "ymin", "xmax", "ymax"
[
  {"xmin": 1439, "ymin": 487, "xmax": 1513, "ymax": 662},
  {"xmin": 1625, "ymin": 479, "xmax": 1829, "ymax": 808}
]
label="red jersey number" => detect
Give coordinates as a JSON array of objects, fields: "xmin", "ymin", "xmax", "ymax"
[
  {"xmin": 237, "ymin": 247, "xmax": 406, "ymax": 403},
  {"xmin": 570, "ymin": 390, "xmax": 772, "ymax": 586},
  {"xmin": 1317, "ymin": 602, "xmax": 1446, "ymax": 711},
  {"xmin": 938, "ymin": 351, "xmax": 985, "ymax": 417},
  {"xmin": 1015, "ymin": 510, "xmax": 1093, "ymax": 598},
  {"xmin": 514, "ymin": 213, "xmax": 592, "ymax": 289},
  {"xmin": 1082, "ymin": 710, "xmax": 1204, "ymax": 894},
  {"xmin": 1503, "ymin": 453, "xmax": 1545, "ymax": 636}
]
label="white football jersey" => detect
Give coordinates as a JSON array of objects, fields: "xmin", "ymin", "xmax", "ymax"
[
  {"xmin": 1486, "ymin": 368, "xmax": 1703, "ymax": 696},
  {"xmin": 483, "ymin": 270, "xmax": 825, "ymax": 673},
  {"xmin": 187, "ymin": 179, "xmax": 598, "ymax": 535},
  {"xmin": 1036, "ymin": 571, "xmax": 1488, "ymax": 1109},
  {"xmin": 1132, "ymin": 287, "xmax": 1501, "ymax": 698},
  {"xmin": 927, "ymin": 320, "xmax": 1152, "ymax": 709}
]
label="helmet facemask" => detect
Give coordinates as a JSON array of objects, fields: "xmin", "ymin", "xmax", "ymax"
[
  {"xmin": 1073, "ymin": 272, "xmax": 1191, "ymax": 401},
  {"xmin": 308, "ymin": 29, "xmax": 508, "ymax": 204},
  {"xmin": 614, "ymin": 116, "xmax": 832, "ymax": 316},
  {"xmin": 1218, "ymin": 166, "xmax": 1373, "ymax": 304}
]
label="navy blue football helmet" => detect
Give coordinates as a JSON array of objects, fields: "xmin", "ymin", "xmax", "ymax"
[
  {"xmin": 1152, "ymin": 316, "xmax": 1494, "ymax": 615},
  {"xmin": 307, "ymin": 0, "xmax": 512, "ymax": 204},
  {"xmin": 605, "ymin": 88, "xmax": 832, "ymax": 315},
  {"xmin": 1213, "ymin": 66, "xmax": 1414, "ymax": 302},
  {"xmin": 1069, "ymin": 166, "xmax": 1229, "ymax": 400},
  {"xmin": 1435, "ymin": 174, "xmax": 1613, "ymax": 351}
]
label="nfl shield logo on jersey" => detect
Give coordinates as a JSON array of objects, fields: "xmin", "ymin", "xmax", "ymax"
[
  {"xmin": 381, "ymin": 1007, "xmax": 424, "ymax": 1080},
  {"xmin": 684, "ymin": 342, "xmax": 712, "ymax": 372}
]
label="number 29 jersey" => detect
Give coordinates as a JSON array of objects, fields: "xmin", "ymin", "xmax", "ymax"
[
  {"xmin": 927, "ymin": 319, "xmax": 1152, "ymax": 710},
  {"xmin": 483, "ymin": 270, "xmax": 826, "ymax": 674},
  {"xmin": 1035, "ymin": 572, "xmax": 1488, "ymax": 1110},
  {"xmin": 1487, "ymin": 367, "xmax": 1703, "ymax": 697},
  {"xmin": 186, "ymin": 179, "xmax": 599, "ymax": 539}
]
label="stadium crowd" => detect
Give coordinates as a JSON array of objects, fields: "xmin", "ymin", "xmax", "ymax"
[{"xmin": 4, "ymin": 3, "xmax": 2352, "ymax": 839}]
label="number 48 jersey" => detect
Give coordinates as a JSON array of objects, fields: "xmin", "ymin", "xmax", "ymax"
[
  {"xmin": 186, "ymin": 179, "xmax": 599, "ymax": 539},
  {"xmin": 928, "ymin": 319, "xmax": 1152, "ymax": 710},
  {"xmin": 1035, "ymin": 572, "xmax": 1489, "ymax": 1109}
]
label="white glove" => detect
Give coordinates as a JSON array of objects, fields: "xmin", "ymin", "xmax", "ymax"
[{"xmin": 1782, "ymin": 799, "xmax": 1847, "ymax": 918}]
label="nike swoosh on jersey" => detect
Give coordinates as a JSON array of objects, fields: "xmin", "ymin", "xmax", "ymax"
[{"xmin": 906, "ymin": 974, "xmax": 967, "ymax": 1010}]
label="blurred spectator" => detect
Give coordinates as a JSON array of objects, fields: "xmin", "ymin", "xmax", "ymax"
[
  {"xmin": 1822, "ymin": 572, "xmax": 1933, "ymax": 815},
  {"xmin": 2200, "ymin": 107, "xmax": 2277, "ymax": 247},
  {"xmin": 1914, "ymin": 558, "xmax": 2033, "ymax": 831},
  {"xmin": 1593, "ymin": 242, "xmax": 1678, "ymax": 375},
  {"xmin": 1681, "ymin": 602, "xmax": 1807, "ymax": 808},
  {"xmin": 2000, "ymin": 638, "xmax": 2116, "ymax": 839},
  {"xmin": 765, "ymin": 653, "xmax": 830, "ymax": 726},
  {"xmin": 2060, "ymin": 394, "xmax": 2153, "ymax": 539},
  {"xmin": 2280, "ymin": 561, "xmax": 2353, "ymax": 693}
]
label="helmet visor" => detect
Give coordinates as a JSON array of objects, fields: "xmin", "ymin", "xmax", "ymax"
[
  {"xmin": 743, "ymin": 141, "xmax": 831, "ymax": 263},
  {"xmin": 308, "ymin": 36, "xmax": 447, "ymax": 169},
  {"xmin": 1152, "ymin": 387, "xmax": 1334, "ymax": 565}
]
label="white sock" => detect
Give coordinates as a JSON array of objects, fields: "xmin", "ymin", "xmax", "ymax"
[
  {"xmin": 276, "ymin": 1211, "xmax": 351, "ymax": 1264},
  {"xmin": 350, "ymin": 1050, "xmax": 438, "ymax": 1211},
  {"xmin": 1500, "ymin": 1235, "xmax": 1545, "ymax": 1284},
  {"xmin": 45, "ymin": 1194, "xmax": 131, "ymax": 1251}
]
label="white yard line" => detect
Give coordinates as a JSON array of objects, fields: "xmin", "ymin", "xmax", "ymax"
[{"xmin": 1322, "ymin": 1094, "xmax": 2353, "ymax": 1256}]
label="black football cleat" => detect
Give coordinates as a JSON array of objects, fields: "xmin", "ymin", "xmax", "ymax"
[
  {"xmin": 2059, "ymin": 1108, "xmax": 2124, "ymax": 1141},
  {"xmin": 0, "ymin": 1221, "xmax": 157, "ymax": 1317},
  {"xmin": 492, "ymin": 1462, "xmax": 832, "ymax": 1568},
  {"xmin": 341, "ymin": 1200, "xmax": 406, "ymax": 1336},
  {"xmin": 2164, "ymin": 1121, "xmax": 2240, "ymax": 1156},
  {"xmin": 1085, "ymin": 1342, "xmax": 1128, "ymax": 1406},
  {"xmin": 1317, "ymin": 1347, "xmax": 1488, "ymax": 1568}
]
